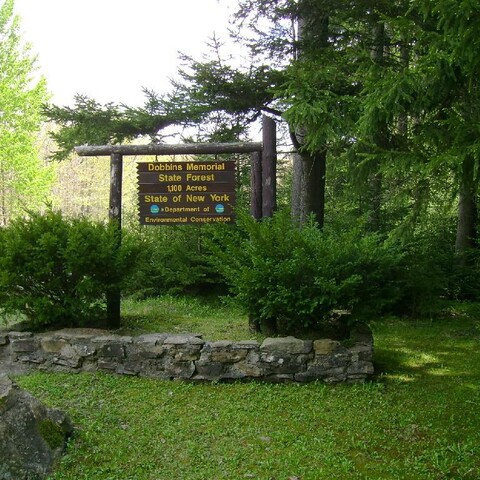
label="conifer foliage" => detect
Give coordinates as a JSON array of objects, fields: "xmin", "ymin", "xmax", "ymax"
[{"xmin": 42, "ymin": 0, "xmax": 480, "ymax": 303}]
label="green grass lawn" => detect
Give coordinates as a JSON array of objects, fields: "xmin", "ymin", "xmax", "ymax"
[
  {"xmin": 119, "ymin": 295, "xmax": 263, "ymax": 341},
  {"xmin": 15, "ymin": 300, "xmax": 480, "ymax": 480}
]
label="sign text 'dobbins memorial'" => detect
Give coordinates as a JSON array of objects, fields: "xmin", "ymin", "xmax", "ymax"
[{"xmin": 137, "ymin": 161, "xmax": 236, "ymax": 225}]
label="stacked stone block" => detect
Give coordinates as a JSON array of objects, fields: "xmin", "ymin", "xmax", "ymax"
[{"xmin": 0, "ymin": 324, "xmax": 374, "ymax": 383}]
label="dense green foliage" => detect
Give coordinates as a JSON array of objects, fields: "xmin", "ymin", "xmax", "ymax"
[
  {"xmin": 40, "ymin": 0, "xmax": 480, "ymax": 308},
  {"xmin": 4, "ymin": 4, "xmax": 479, "ymax": 477},
  {"xmin": 0, "ymin": 0, "xmax": 52, "ymax": 225},
  {"xmin": 113, "ymin": 208, "xmax": 465, "ymax": 334},
  {"xmin": 0, "ymin": 210, "xmax": 138, "ymax": 328},
  {"xmin": 43, "ymin": 93, "xmax": 181, "ymax": 161},
  {"xmin": 17, "ymin": 306, "xmax": 480, "ymax": 479},
  {"xmin": 0, "ymin": 205, "xmax": 464, "ymax": 333},
  {"xmin": 121, "ymin": 208, "xmax": 467, "ymax": 331},
  {"xmin": 123, "ymin": 225, "xmax": 225, "ymax": 298},
  {"xmin": 207, "ymin": 211, "xmax": 401, "ymax": 333}
]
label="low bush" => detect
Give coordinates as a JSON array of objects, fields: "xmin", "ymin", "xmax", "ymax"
[
  {"xmin": 391, "ymin": 233, "xmax": 453, "ymax": 317},
  {"xmin": 123, "ymin": 225, "xmax": 227, "ymax": 298},
  {"xmin": 0, "ymin": 210, "xmax": 139, "ymax": 329},
  {"xmin": 388, "ymin": 215, "xmax": 480, "ymax": 316},
  {"xmin": 207, "ymin": 210, "xmax": 402, "ymax": 334}
]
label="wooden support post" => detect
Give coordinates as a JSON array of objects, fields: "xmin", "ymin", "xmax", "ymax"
[
  {"xmin": 250, "ymin": 151, "xmax": 262, "ymax": 220},
  {"xmin": 109, "ymin": 153, "xmax": 123, "ymax": 225},
  {"xmin": 107, "ymin": 153, "xmax": 123, "ymax": 329},
  {"xmin": 73, "ymin": 141, "xmax": 265, "ymax": 330},
  {"xmin": 262, "ymin": 115, "xmax": 277, "ymax": 218}
]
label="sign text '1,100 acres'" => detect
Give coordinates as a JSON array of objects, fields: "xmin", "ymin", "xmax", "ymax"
[{"xmin": 137, "ymin": 161, "xmax": 236, "ymax": 225}]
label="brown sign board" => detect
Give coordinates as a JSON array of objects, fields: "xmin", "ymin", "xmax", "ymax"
[{"xmin": 138, "ymin": 161, "xmax": 236, "ymax": 225}]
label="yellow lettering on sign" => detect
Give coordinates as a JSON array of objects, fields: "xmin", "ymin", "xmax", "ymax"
[
  {"xmin": 159, "ymin": 174, "xmax": 182, "ymax": 182},
  {"xmin": 210, "ymin": 193, "xmax": 230, "ymax": 202},
  {"xmin": 186, "ymin": 185, "xmax": 207, "ymax": 192},
  {"xmin": 148, "ymin": 163, "xmax": 183, "ymax": 171},
  {"xmin": 186, "ymin": 163, "xmax": 225, "ymax": 171},
  {"xmin": 186, "ymin": 173, "xmax": 215, "ymax": 182},
  {"xmin": 144, "ymin": 195, "xmax": 168, "ymax": 203},
  {"xmin": 186, "ymin": 194, "xmax": 206, "ymax": 202}
]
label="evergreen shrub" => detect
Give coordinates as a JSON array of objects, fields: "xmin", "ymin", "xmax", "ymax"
[
  {"xmin": 123, "ymin": 225, "xmax": 226, "ymax": 298},
  {"xmin": 0, "ymin": 210, "xmax": 139, "ymax": 329},
  {"xmin": 450, "ymin": 247, "xmax": 480, "ymax": 301},
  {"xmin": 392, "ymin": 231, "xmax": 453, "ymax": 317},
  {"xmin": 389, "ymin": 216, "xmax": 480, "ymax": 316},
  {"xmin": 207, "ymin": 210, "xmax": 402, "ymax": 334}
]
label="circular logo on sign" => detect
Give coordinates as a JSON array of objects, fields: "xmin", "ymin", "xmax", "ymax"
[
  {"xmin": 215, "ymin": 203, "xmax": 225, "ymax": 214},
  {"xmin": 150, "ymin": 204, "xmax": 160, "ymax": 214}
]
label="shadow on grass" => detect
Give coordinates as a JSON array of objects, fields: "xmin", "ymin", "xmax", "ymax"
[{"xmin": 371, "ymin": 315, "xmax": 480, "ymax": 388}]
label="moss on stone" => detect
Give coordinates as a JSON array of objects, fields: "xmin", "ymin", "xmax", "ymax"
[{"xmin": 38, "ymin": 418, "xmax": 65, "ymax": 451}]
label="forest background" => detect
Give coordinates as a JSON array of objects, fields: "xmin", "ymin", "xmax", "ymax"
[{"xmin": 1, "ymin": 0, "xmax": 479, "ymax": 334}]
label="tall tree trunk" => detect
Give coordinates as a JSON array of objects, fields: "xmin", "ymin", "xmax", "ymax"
[
  {"xmin": 366, "ymin": 169, "xmax": 382, "ymax": 232},
  {"xmin": 397, "ymin": 37, "xmax": 409, "ymax": 138},
  {"xmin": 455, "ymin": 155, "xmax": 478, "ymax": 262},
  {"xmin": 306, "ymin": 150, "xmax": 326, "ymax": 227},
  {"xmin": 366, "ymin": 21, "xmax": 387, "ymax": 232},
  {"xmin": 0, "ymin": 161, "xmax": 6, "ymax": 227},
  {"xmin": 291, "ymin": 14, "xmax": 329, "ymax": 227},
  {"xmin": 291, "ymin": 152, "xmax": 305, "ymax": 221},
  {"xmin": 291, "ymin": 150, "xmax": 326, "ymax": 227}
]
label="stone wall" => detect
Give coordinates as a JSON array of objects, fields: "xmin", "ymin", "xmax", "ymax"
[{"xmin": 0, "ymin": 324, "xmax": 374, "ymax": 383}]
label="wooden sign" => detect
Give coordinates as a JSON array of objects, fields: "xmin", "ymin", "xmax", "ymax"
[{"xmin": 137, "ymin": 161, "xmax": 236, "ymax": 225}]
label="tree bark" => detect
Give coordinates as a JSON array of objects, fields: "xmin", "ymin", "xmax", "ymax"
[
  {"xmin": 397, "ymin": 36, "xmax": 409, "ymax": 138},
  {"xmin": 262, "ymin": 115, "xmax": 277, "ymax": 218},
  {"xmin": 291, "ymin": 152, "xmax": 305, "ymax": 221},
  {"xmin": 291, "ymin": 149, "xmax": 326, "ymax": 227},
  {"xmin": 0, "ymin": 161, "xmax": 6, "ymax": 227},
  {"xmin": 290, "ymin": 13, "xmax": 328, "ymax": 227},
  {"xmin": 250, "ymin": 151, "xmax": 262, "ymax": 220},
  {"xmin": 366, "ymin": 21, "xmax": 387, "ymax": 232},
  {"xmin": 455, "ymin": 155, "xmax": 478, "ymax": 262},
  {"xmin": 107, "ymin": 153, "xmax": 123, "ymax": 329}
]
